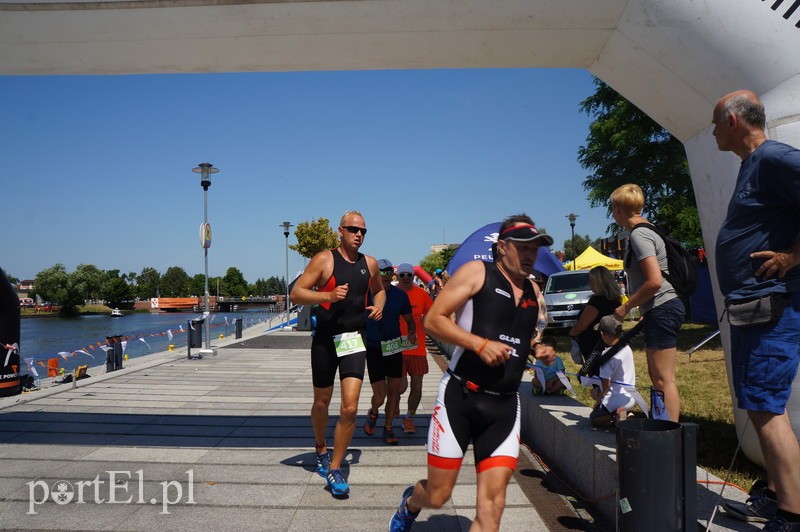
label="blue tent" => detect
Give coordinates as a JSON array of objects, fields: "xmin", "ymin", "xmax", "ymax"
[{"xmin": 446, "ymin": 222, "xmax": 564, "ymax": 277}]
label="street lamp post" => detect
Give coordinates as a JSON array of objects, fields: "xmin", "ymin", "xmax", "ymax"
[
  {"xmin": 279, "ymin": 221, "xmax": 294, "ymax": 329},
  {"xmin": 566, "ymin": 213, "xmax": 579, "ymax": 270},
  {"xmin": 193, "ymin": 162, "xmax": 219, "ymax": 356}
]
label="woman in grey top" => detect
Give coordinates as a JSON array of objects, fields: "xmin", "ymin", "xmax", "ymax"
[{"xmin": 610, "ymin": 184, "xmax": 685, "ymax": 421}]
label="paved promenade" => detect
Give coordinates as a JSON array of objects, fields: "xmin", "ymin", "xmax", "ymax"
[
  {"xmin": 0, "ymin": 326, "xmax": 756, "ymax": 531},
  {"xmin": 0, "ymin": 328, "xmax": 554, "ymax": 531}
]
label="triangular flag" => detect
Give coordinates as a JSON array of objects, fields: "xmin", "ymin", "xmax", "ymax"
[
  {"xmin": 167, "ymin": 330, "xmax": 173, "ymax": 342},
  {"xmin": 138, "ymin": 337, "xmax": 151, "ymax": 350}
]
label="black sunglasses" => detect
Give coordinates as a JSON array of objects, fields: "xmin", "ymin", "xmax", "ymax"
[
  {"xmin": 342, "ymin": 225, "xmax": 367, "ymax": 236},
  {"xmin": 380, "ymin": 270, "xmax": 394, "ymax": 276},
  {"xmin": 398, "ymin": 273, "xmax": 414, "ymax": 278}
]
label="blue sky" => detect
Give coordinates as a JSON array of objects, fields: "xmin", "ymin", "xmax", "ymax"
[{"xmin": 2, "ymin": 68, "xmax": 612, "ymax": 284}]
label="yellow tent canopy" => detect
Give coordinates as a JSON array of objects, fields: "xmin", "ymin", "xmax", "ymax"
[{"xmin": 563, "ymin": 246, "xmax": 623, "ymax": 271}]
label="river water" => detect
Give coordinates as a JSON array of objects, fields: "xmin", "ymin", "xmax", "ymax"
[{"xmin": 19, "ymin": 309, "xmax": 277, "ymax": 375}]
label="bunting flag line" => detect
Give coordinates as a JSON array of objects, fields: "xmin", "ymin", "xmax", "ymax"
[
  {"xmin": 4, "ymin": 342, "xmax": 18, "ymax": 367},
  {"xmin": 5, "ymin": 311, "xmax": 273, "ymax": 375},
  {"xmin": 23, "ymin": 357, "xmax": 39, "ymax": 378}
]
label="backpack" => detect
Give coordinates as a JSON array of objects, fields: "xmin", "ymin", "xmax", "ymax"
[{"xmin": 626, "ymin": 222, "xmax": 698, "ymax": 296}]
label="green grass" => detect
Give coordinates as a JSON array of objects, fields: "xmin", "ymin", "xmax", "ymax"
[{"xmin": 552, "ymin": 322, "xmax": 764, "ymax": 493}]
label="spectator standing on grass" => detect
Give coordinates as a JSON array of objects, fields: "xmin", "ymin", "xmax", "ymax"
[
  {"xmin": 711, "ymin": 90, "xmax": 800, "ymax": 531},
  {"xmin": 567, "ymin": 266, "xmax": 622, "ymax": 364},
  {"xmin": 611, "ymin": 184, "xmax": 685, "ymax": 422}
]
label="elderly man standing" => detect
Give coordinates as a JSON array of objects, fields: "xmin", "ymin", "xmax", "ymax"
[
  {"xmin": 712, "ymin": 90, "xmax": 800, "ymax": 531},
  {"xmin": 290, "ymin": 210, "xmax": 385, "ymax": 498}
]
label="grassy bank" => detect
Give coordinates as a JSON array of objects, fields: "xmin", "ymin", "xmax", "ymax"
[
  {"xmin": 552, "ymin": 322, "xmax": 763, "ymax": 493},
  {"xmin": 22, "ymin": 304, "xmax": 113, "ymax": 317}
]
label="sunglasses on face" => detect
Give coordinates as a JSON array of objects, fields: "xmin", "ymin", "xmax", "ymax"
[
  {"xmin": 380, "ymin": 270, "xmax": 394, "ymax": 276},
  {"xmin": 341, "ymin": 225, "xmax": 367, "ymax": 236},
  {"xmin": 398, "ymin": 273, "xmax": 413, "ymax": 279}
]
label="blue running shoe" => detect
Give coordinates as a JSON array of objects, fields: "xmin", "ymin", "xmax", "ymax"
[
  {"xmin": 326, "ymin": 468, "xmax": 350, "ymax": 497},
  {"xmin": 390, "ymin": 486, "xmax": 420, "ymax": 532},
  {"xmin": 316, "ymin": 450, "xmax": 330, "ymax": 478}
]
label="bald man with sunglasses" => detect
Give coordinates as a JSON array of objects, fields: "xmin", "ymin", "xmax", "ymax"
[{"xmin": 291, "ymin": 210, "xmax": 385, "ymax": 498}]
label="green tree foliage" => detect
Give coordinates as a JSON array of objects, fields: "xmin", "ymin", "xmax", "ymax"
[
  {"xmin": 419, "ymin": 246, "xmax": 458, "ymax": 275},
  {"xmin": 562, "ymin": 234, "xmax": 604, "ymax": 263},
  {"xmin": 223, "ymin": 267, "xmax": 248, "ymax": 298},
  {"xmin": 578, "ymin": 78, "xmax": 702, "ymax": 247},
  {"xmin": 250, "ymin": 277, "xmax": 269, "ymax": 296},
  {"xmin": 136, "ymin": 267, "xmax": 161, "ymax": 299},
  {"xmin": 4, "ymin": 272, "xmax": 20, "ymax": 286},
  {"xmin": 265, "ymin": 276, "xmax": 286, "ymax": 296},
  {"xmin": 33, "ymin": 264, "xmax": 84, "ymax": 316},
  {"xmin": 290, "ymin": 218, "xmax": 340, "ymax": 259},
  {"xmin": 72, "ymin": 263, "xmax": 105, "ymax": 302},
  {"xmin": 101, "ymin": 270, "xmax": 133, "ymax": 307},
  {"xmin": 160, "ymin": 266, "xmax": 189, "ymax": 297},
  {"xmin": 189, "ymin": 274, "xmax": 206, "ymax": 297}
]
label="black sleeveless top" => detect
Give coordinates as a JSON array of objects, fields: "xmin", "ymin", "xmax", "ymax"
[
  {"xmin": 450, "ymin": 261, "xmax": 540, "ymax": 394},
  {"xmin": 314, "ymin": 249, "xmax": 371, "ymax": 336}
]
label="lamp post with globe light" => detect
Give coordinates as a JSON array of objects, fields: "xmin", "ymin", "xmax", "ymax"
[
  {"xmin": 193, "ymin": 162, "xmax": 219, "ymax": 356},
  {"xmin": 279, "ymin": 221, "xmax": 294, "ymax": 329},
  {"xmin": 566, "ymin": 213, "xmax": 579, "ymax": 270}
]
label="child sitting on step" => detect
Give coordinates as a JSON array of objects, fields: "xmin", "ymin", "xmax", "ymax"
[
  {"xmin": 529, "ymin": 336, "xmax": 566, "ymax": 396},
  {"xmin": 589, "ymin": 316, "xmax": 637, "ymax": 427}
]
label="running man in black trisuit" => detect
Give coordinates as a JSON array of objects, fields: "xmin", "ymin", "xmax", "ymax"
[
  {"xmin": 390, "ymin": 214, "xmax": 550, "ymax": 531},
  {"xmin": 291, "ymin": 210, "xmax": 385, "ymax": 498}
]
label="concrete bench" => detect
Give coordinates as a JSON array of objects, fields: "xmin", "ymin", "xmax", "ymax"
[{"xmin": 518, "ymin": 380, "xmax": 752, "ymax": 530}]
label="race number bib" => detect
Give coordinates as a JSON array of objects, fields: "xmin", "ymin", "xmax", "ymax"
[
  {"xmin": 333, "ymin": 331, "xmax": 366, "ymax": 358},
  {"xmin": 380, "ymin": 337, "xmax": 415, "ymax": 356}
]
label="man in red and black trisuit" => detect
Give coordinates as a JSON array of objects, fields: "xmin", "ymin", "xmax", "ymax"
[
  {"xmin": 291, "ymin": 210, "xmax": 385, "ymax": 498},
  {"xmin": 390, "ymin": 214, "xmax": 549, "ymax": 531}
]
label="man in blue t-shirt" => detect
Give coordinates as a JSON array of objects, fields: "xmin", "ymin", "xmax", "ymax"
[{"xmin": 713, "ymin": 90, "xmax": 800, "ymax": 530}]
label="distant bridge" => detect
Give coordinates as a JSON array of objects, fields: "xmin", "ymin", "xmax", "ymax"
[{"xmin": 151, "ymin": 296, "xmax": 286, "ymax": 312}]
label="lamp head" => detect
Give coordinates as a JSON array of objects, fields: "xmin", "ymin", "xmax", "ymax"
[
  {"xmin": 192, "ymin": 162, "xmax": 219, "ymax": 190},
  {"xmin": 566, "ymin": 212, "xmax": 579, "ymax": 226}
]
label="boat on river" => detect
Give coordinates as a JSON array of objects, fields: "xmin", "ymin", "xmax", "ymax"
[{"xmin": 110, "ymin": 308, "xmax": 124, "ymax": 317}]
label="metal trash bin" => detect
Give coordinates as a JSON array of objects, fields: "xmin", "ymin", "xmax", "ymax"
[
  {"xmin": 617, "ymin": 418, "xmax": 697, "ymax": 531},
  {"xmin": 234, "ymin": 318, "xmax": 243, "ymax": 339},
  {"xmin": 188, "ymin": 319, "xmax": 204, "ymax": 359},
  {"xmin": 105, "ymin": 335, "xmax": 123, "ymax": 372}
]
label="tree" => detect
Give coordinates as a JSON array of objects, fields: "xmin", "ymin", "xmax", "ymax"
[
  {"xmin": 290, "ymin": 218, "xmax": 339, "ymax": 259},
  {"xmin": 578, "ymin": 78, "xmax": 702, "ymax": 247},
  {"xmin": 250, "ymin": 277, "xmax": 266, "ymax": 296},
  {"xmin": 419, "ymin": 246, "xmax": 458, "ymax": 275},
  {"xmin": 189, "ymin": 274, "xmax": 206, "ymax": 297},
  {"xmin": 160, "ymin": 266, "xmax": 190, "ymax": 297},
  {"xmin": 223, "ymin": 267, "xmax": 248, "ymax": 298},
  {"xmin": 101, "ymin": 270, "xmax": 133, "ymax": 307},
  {"xmin": 265, "ymin": 276, "xmax": 286, "ymax": 296},
  {"xmin": 562, "ymin": 234, "xmax": 604, "ymax": 263},
  {"xmin": 136, "ymin": 267, "xmax": 161, "ymax": 299},
  {"xmin": 33, "ymin": 264, "xmax": 83, "ymax": 316},
  {"xmin": 72, "ymin": 263, "xmax": 105, "ymax": 302}
]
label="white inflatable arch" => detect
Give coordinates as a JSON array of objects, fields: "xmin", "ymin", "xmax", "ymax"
[{"xmin": 3, "ymin": 0, "xmax": 799, "ymax": 464}]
